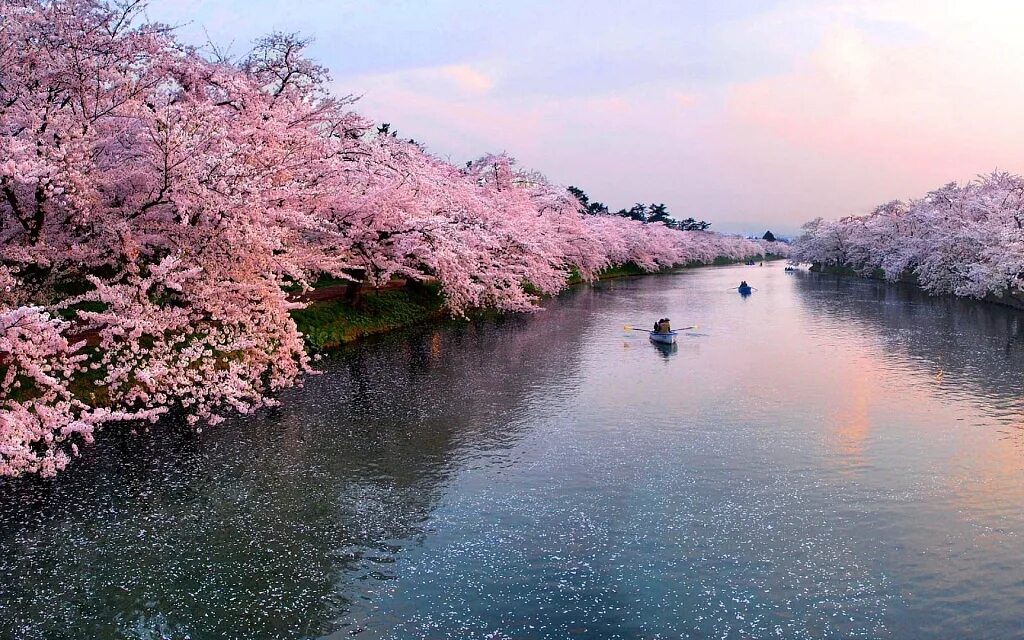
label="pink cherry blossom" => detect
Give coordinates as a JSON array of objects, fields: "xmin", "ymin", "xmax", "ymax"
[
  {"xmin": 793, "ymin": 172, "xmax": 1024, "ymax": 299},
  {"xmin": 0, "ymin": 0, "xmax": 782, "ymax": 477}
]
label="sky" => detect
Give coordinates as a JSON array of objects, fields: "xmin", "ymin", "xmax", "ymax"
[{"xmin": 145, "ymin": 0, "xmax": 1024, "ymax": 236}]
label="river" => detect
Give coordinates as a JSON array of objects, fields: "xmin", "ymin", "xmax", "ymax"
[{"xmin": 2, "ymin": 265, "xmax": 1024, "ymax": 639}]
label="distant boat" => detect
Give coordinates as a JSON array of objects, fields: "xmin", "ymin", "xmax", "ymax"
[
  {"xmin": 648, "ymin": 330, "xmax": 678, "ymax": 344},
  {"xmin": 784, "ymin": 266, "xmax": 796, "ymax": 272},
  {"xmin": 738, "ymin": 285, "xmax": 753, "ymax": 295},
  {"xmin": 745, "ymin": 260, "xmax": 756, "ymax": 266}
]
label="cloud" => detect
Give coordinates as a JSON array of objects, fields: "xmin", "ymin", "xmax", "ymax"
[
  {"xmin": 717, "ymin": 2, "xmax": 1024, "ymax": 225},
  {"xmin": 355, "ymin": 63, "xmax": 496, "ymax": 101},
  {"xmin": 146, "ymin": 0, "xmax": 1024, "ymax": 233},
  {"xmin": 672, "ymin": 91, "xmax": 700, "ymax": 109},
  {"xmin": 437, "ymin": 65, "xmax": 494, "ymax": 94}
]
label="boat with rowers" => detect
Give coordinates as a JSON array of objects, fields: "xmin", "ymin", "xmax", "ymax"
[{"xmin": 649, "ymin": 330, "xmax": 678, "ymax": 344}]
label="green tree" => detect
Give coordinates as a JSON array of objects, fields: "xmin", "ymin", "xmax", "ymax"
[
  {"xmin": 676, "ymin": 217, "xmax": 711, "ymax": 231},
  {"xmin": 567, "ymin": 186, "xmax": 590, "ymax": 209},
  {"xmin": 624, "ymin": 203, "xmax": 647, "ymax": 222},
  {"xmin": 648, "ymin": 203, "xmax": 671, "ymax": 225}
]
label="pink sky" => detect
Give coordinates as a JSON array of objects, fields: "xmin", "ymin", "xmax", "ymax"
[{"xmin": 149, "ymin": 0, "xmax": 1024, "ymax": 235}]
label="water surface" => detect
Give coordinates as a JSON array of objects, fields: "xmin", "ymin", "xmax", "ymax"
[{"xmin": 3, "ymin": 265, "xmax": 1024, "ymax": 639}]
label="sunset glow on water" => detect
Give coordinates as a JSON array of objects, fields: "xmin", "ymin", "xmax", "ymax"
[{"xmin": 3, "ymin": 266, "xmax": 1023, "ymax": 639}]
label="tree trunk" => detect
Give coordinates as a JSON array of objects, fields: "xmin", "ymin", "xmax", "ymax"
[{"xmin": 344, "ymin": 279, "xmax": 364, "ymax": 309}]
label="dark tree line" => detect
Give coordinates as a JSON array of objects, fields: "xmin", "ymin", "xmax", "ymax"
[{"xmin": 567, "ymin": 186, "xmax": 712, "ymax": 231}]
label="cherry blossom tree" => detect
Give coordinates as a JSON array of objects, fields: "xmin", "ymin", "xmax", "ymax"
[
  {"xmin": 793, "ymin": 172, "xmax": 1024, "ymax": 301},
  {"xmin": 0, "ymin": 0, "xmax": 787, "ymax": 477}
]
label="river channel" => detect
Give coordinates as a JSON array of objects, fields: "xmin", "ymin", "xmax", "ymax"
[{"xmin": 2, "ymin": 265, "xmax": 1024, "ymax": 639}]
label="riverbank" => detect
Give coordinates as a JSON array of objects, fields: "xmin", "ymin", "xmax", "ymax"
[
  {"xmin": 292, "ymin": 282, "xmax": 447, "ymax": 351},
  {"xmin": 293, "ymin": 257, "xmax": 785, "ymax": 351},
  {"xmin": 809, "ymin": 263, "xmax": 1024, "ymax": 311},
  {"xmin": 292, "ymin": 267, "xmax": 651, "ymax": 351},
  {"xmin": 1, "ymin": 255, "xmax": 782, "ymax": 479}
]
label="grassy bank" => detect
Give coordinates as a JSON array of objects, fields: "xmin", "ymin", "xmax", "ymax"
[
  {"xmin": 291, "ymin": 282, "xmax": 447, "ymax": 351},
  {"xmin": 565, "ymin": 256, "xmax": 768, "ymax": 286},
  {"xmin": 295, "ymin": 263, "xmax": 677, "ymax": 351},
  {"xmin": 566, "ymin": 262, "xmax": 648, "ymax": 285},
  {"xmin": 295, "ymin": 257, "xmax": 777, "ymax": 351}
]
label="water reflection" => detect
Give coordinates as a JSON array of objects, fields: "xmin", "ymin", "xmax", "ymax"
[
  {"xmin": 790, "ymin": 272, "xmax": 1024, "ymax": 639},
  {"xmin": 0, "ymin": 305, "xmax": 594, "ymax": 640},
  {"xmin": 650, "ymin": 339, "xmax": 678, "ymax": 360},
  {"xmin": 828, "ymin": 355, "xmax": 873, "ymax": 466},
  {"xmin": 0, "ymin": 268, "xmax": 1022, "ymax": 639},
  {"xmin": 793, "ymin": 272, "xmax": 1024, "ymax": 431}
]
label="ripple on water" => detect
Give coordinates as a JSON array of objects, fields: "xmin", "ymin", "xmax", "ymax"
[{"xmin": 3, "ymin": 268, "xmax": 1024, "ymax": 639}]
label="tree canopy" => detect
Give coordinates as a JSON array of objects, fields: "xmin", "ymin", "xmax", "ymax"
[
  {"xmin": 0, "ymin": 0, "xmax": 787, "ymax": 477},
  {"xmin": 792, "ymin": 172, "xmax": 1024, "ymax": 300},
  {"xmin": 566, "ymin": 188, "xmax": 712, "ymax": 230}
]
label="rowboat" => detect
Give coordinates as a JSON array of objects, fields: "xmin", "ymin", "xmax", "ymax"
[
  {"xmin": 649, "ymin": 330, "xmax": 678, "ymax": 344},
  {"xmin": 738, "ymin": 285, "xmax": 752, "ymax": 295}
]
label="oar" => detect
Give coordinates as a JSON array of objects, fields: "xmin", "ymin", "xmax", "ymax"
[{"xmin": 623, "ymin": 324, "xmax": 698, "ymax": 332}]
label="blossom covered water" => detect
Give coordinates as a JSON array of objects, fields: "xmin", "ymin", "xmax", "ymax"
[{"xmin": 3, "ymin": 265, "xmax": 1024, "ymax": 639}]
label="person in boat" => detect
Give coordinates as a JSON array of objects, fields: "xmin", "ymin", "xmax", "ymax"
[
  {"xmin": 654, "ymin": 318, "xmax": 662, "ymax": 331},
  {"xmin": 739, "ymin": 280, "xmax": 749, "ymax": 289},
  {"xmin": 658, "ymin": 318, "xmax": 671, "ymax": 333}
]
